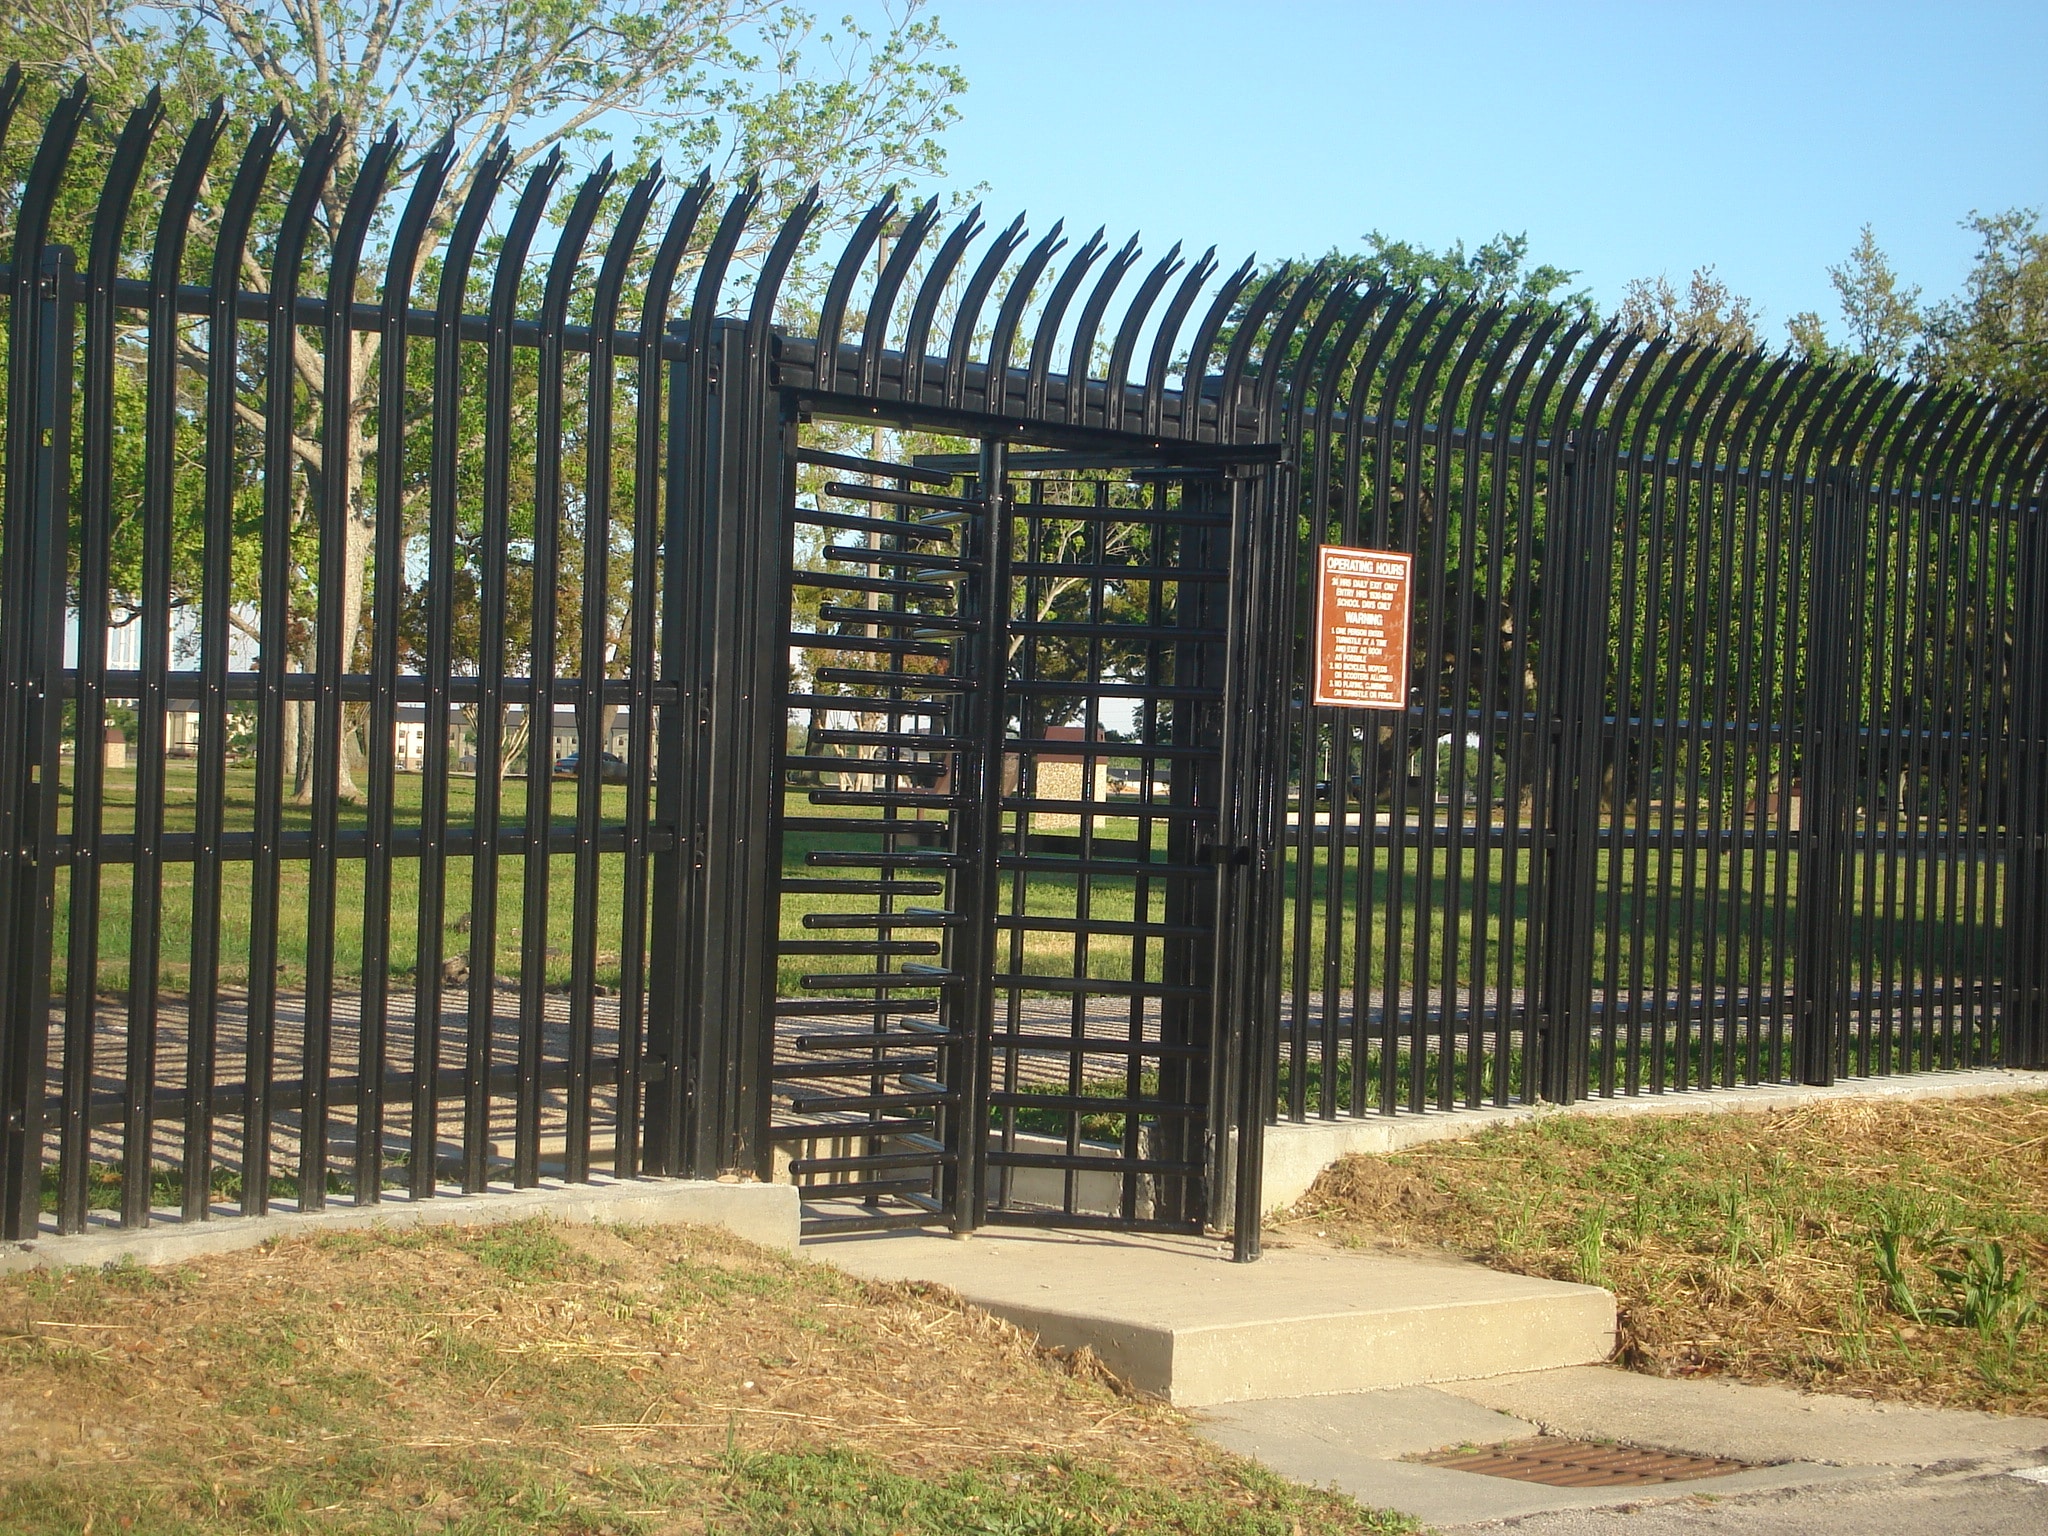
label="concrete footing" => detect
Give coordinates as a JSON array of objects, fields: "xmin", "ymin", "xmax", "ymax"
[
  {"xmin": 1259, "ymin": 1066, "xmax": 2046, "ymax": 1213},
  {"xmin": 810, "ymin": 1227, "xmax": 1616, "ymax": 1405},
  {"xmin": 1, "ymin": 1175, "xmax": 800, "ymax": 1274}
]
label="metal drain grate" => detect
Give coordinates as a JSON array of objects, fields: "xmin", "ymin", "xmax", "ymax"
[{"xmin": 1420, "ymin": 1436, "xmax": 1752, "ymax": 1488}]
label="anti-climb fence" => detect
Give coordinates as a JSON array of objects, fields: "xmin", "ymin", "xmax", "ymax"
[{"xmin": 1, "ymin": 67, "xmax": 2043, "ymax": 1252}]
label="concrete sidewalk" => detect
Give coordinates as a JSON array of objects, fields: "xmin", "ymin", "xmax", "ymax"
[
  {"xmin": 809, "ymin": 1226, "xmax": 1615, "ymax": 1405},
  {"xmin": 1196, "ymin": 1365, "xmax": 2048, "ymax": 1532}
]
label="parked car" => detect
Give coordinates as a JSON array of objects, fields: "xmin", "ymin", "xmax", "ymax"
[{"xmin": 553, "ymin": 750, "xmax": 630, "ymax": 783}]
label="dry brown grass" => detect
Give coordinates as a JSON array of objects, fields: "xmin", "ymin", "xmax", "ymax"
[
  {"xmin": 1276, "ymin": 1091, "xmax": 2048, "ymax": 1417},
  {"xmin": 0, "ymin": 1219, "xmax": 1410, "ymax": 1534}
]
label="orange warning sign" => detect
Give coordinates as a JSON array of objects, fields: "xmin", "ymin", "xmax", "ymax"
[{"xmin": 1312, "ymin": 545, "xmax": 1412, "ymax": 710}]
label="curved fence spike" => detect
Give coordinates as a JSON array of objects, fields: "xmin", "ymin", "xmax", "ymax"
[
  {"xmin": 1178, "ymin": 255, "xmax": 1258, "ymax": 442},
  {"xmin": 1101, "ymin": 242, "xmax": 1184, "ymax": 435},
  {"xmin": 983, "ymin": 220, "xmax": 1065, "ymax": 419},
  {"xmin": 1213, "ymin": 266, "xmax": 1294, "ymax": 445},
  {"xmin": 858, "ymin": 196, "xmax": 942, "ymax": 396},
  {"xmin": 689, "ymin": 176, "xmax": 762, "ymax": 357},
  {"xmin": 944, "ymin": 211, "xmax": 1028, "ymax": 411},
  {"xmin": 1024, "ymin": 227, "xmax": 1105, "ymax": 419},
  {"xmin": 643, "ymin": 168, "xmax": 712, "ymax": 345},
  {"xmin": 899, "ymin": 204, "xmax": 984, "ymax": 404},
  {"xmin": 0, "ymin": 63, "xmax": 25, "ymax": 163},
  {"xmin": 814, "ymin": 196, "xmax": 896, "ymax": 395},
  {"xmin": 1061, "ymin": 232, "xmax": 1143, "ymax": 427},
  {"xmin": 1141, "ymin": 247, "xmax": 1217, "ymax": 436},
  {"xmin": 749, "ymin": 183, "xmax": 821, "ymax": 353}
]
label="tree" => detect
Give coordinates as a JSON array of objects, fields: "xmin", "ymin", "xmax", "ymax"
[
  {"xmin": 1916, "ymin": 209, "xmax": 2048, "ymax": 399},
  {"xmin": 1786, "ymin": 224, "xmax": 1922, "ymax": 373},
  {"xmin": 8, "ymin": 0, "xmax": 967, "ymax": 798},
  {"xmin": 1616, "ymin": 266, "xmax": 1762, "ymax": 352},
  {"xmin": 1324, "ymin": 229, "xmax": 1592, "ymax": 317},
  {"xmin": 1788, "ymin": 211, "xmax": 2047, "ymax": 402}
]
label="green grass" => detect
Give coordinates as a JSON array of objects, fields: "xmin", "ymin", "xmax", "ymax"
[
  {"xmin": 1283, "ymin": 1091, "xmax": 2048, "ymax": 1415},
  {"xmin": 0, "ymin": 1218, "xmax": 1417, "ymax": 1535}
]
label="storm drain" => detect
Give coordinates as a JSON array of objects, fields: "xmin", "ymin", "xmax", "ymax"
[{"xmin": 1419, "ymin": 1436, "xmax": 1752, "ymax": 1488}]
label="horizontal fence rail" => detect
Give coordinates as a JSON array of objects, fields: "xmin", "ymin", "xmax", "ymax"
[
  {"xmin": 2, "ymin": 65, "xmax": 2044, "ymax": 1251},
  {"xmin": 1270, "ymin": 297, "xmax": 2048, "ymax": 1124}
]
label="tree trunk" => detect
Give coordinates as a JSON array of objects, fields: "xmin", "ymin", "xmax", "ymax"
[
  {"xmin": 291, "ymin": 693, "xmax": 317, "ymax": 806},
  {"xmin": 282, "ymin": 661, "xmax": 305, "ymax": 802}
]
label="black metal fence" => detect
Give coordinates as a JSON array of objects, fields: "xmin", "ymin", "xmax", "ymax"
[
  {"xmin": 1270, "ymin": 300, "xmax": 2048, "ymax": 1123},
  {"xmin": 2, "ymin": 70, "xmax": 2043, "ymax": 1254}
]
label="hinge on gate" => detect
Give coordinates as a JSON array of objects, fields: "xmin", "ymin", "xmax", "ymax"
[{"xmin": 1197, "ymin": 844, "xmax": 1252, "ymax": 867}]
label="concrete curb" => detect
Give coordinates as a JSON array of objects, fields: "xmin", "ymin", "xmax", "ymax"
[
  {"xmin": 1, "ymin": 1176, "xmax": 801, "ymax": 1273},
  {"xmin": 1260, "ymin": 1066, "xmax": 2046, "ymax": 1213}
]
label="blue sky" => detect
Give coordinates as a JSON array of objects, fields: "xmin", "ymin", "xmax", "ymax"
[{"xmin": 927, "ymin": 1, "xmax": 2047, "ymax": 345}]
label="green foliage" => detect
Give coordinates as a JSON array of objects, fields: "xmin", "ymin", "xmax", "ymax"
[
  {"xmin": 5, "ymin": 0, "xmax": 969, "ymax": 799},
  {"xmin": 1330, "ymin": 229, "xmax": 1594, "ymax": 318},
  {"xmin": 1791, "ymin": 210, "xmax": 2048, "ymax": 401},
  {"xmin": 1869, "ymin": 1213, "xmax": 2043, "ymax": 1346},
  {"xmin": 1615, "ymin": 266, "xmax": 1762, "ymax": 352}
]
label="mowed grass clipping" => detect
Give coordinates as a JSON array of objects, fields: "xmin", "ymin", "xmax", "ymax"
[
  {"xmin": 1277, "ymin": 1092, "xmax": 2048, "ymax": 1416},
  {"xmin": 0, "ymin": 1219, "xmax": 1413, "ymax": 1536}
]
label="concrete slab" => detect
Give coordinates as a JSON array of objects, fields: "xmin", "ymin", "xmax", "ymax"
[
  {"xmin": 1, "ymin": 1175, "xmax": 801, "ymax": 1273},
  {"xmin": 1443, "ymin": 1365, "xmax": 2048, "ymax": 1468},
  {"xmin": 1190, "ymin": 1369, "xmax": 2048, "ymax": 1531},
  {"xmin": 807, "ymin": 1226, "xmax": 1615, "ymax": 1405},
  {"xmin": 1260, "ymin": 1067, "xmax": 2045, "ymax": 1213}
]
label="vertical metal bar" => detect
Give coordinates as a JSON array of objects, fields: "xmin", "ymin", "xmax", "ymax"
[
  {"xmin": 567, "ymin": 170, "xmax": 655, "ymax": 1184},
  {"xmin": 1502, "ymin": 330, "xmax": 1588, "ymax": 1104},
  {"xmin": 1445, "ymin": 316, "xmax": 1523, "ymax": 1109},
  {"xmin": 188, "ymin": 114, "xmax": 285, "ymax": 1223},
  {"xmin": 361, "ymin": 136, "xmax": 455, "ymax": 1203},
  {"xmin": 514, "ymin": 165, "xmax": 608, "ymax": 1188},
  {"xmin": 60, "ymin": 99, "xmax": 161, "ymax": 1233},
  {"xmin": 1601, "ymin": 341, "xmax": 1674, "ymax": 1097},
  {"xmin": 412, "ymin": 146, "xmax": 511, "ymax": 1201},
  {"xmin": 464, "ymin": 157, "xmax": 561, "ymax": 1193},
  {"xmin": 1413, "ymin": 311, "xmax": 1490, "ymax": 1112},
  {"xmin": 621, "ymin": 170, "xmax": 705, "ymax": 1178},
  {"xmin": 0, "ymin": 243, "xmax": 75, "ymax": 1238},
  {"xmin": 123, "ymin": 104, "xmax": 222, "ymax": 1228},
  {"xmin": 244, "ymin": 122, "xmax": 336, "ymax": 1215},
  {"xmin": 297, "ymin": 125, "xmax": 376, "ymax": 1214},
  {"xmin": 1473, "ymin": 318, "xmax": 1556, "ymax": 1107},
  {"xmin": 1796, "ymin": 468, "xmax": 1857, "ymax": 1085},
  {"xmin": 948, "ymin": 436, "xmax": 1008, "ymax": 1232},
  {"xmin": 733, "ymin": 197, "xmax": 817, "ymax": 1183},
  {"xmin": 1533, "ymin": 338, "xmax": 1631, "ymax": 1105}
]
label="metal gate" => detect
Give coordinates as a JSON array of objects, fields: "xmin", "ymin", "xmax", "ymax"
[
  {"xmin": 8, "ymin": 70, "xmax": 2040, "ymax": 1258},
  {"xmin": 770, "ymin": 436, "xmax": 1256, "ymax": 1241}
]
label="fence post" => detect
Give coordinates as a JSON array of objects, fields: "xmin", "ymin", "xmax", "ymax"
[
  {"xmin": 2006, "ymin": 503, "xmax": 2048, "ymax": 1070},
  {"xmin": 1795, "ymin": 469, "xmax": 1860, "ymax": 1085},
  {"xmin": 0, "ymin": 246, "xmax": 74, "ymax": 1238},
  {"xmin": 1533, "ymin": 429, "xmax": 1610, "ymax": 1104},
  {"xmin": 647, "ymin": 320, "xmax": 779, "ymax": 1179}
]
